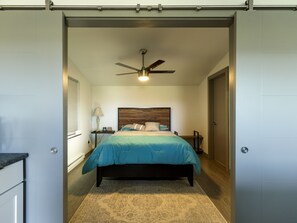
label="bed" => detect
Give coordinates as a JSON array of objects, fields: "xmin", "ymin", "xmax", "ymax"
[{"xmin": 83, "ymin": 107, "xmax": 200, "ymax": 186}]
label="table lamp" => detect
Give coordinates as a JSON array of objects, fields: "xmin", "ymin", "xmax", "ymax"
[{"xmin": 93, "ymin": 107, "xmax": 103, "ymax": 131}]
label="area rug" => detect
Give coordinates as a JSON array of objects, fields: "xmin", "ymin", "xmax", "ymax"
[{"xmin": 69, "ymin": 179, "xmax": 227, "ymax": 223}]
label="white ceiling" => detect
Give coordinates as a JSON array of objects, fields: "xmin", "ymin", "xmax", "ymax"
[{"xmin": 68, "ymin": 27, "xmax": 229, "ymax": 86}]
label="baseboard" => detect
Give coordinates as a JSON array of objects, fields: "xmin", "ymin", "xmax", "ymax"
[
  {"xmin": 68, "ymin": 153, "xmax": 85, "ymax": 173},
  {"xmin": 202, "ymin": 151, "xmax": 209, "ymax": 158},
  {"xmin": 85, "ymin": 149, "xmax": 94, "ymax": 157}
]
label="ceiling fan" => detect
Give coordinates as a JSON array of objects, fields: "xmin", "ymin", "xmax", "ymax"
[{"xmin": 115, "ymin": 49, "xmax": 175, "ymax": 81}]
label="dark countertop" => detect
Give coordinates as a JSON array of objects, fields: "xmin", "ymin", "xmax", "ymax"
[{"xmin": 0, "ymin": 153, "xmax": 29, "ymax": 169}]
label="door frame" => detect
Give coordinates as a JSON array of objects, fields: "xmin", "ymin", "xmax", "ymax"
[
  {"xmin": 65, "ymin": 15, "xmax": 235, "ymax": 223},
  {"xmin": 208, "ymin": 67, "xmax": 230, "ymax": 172}
]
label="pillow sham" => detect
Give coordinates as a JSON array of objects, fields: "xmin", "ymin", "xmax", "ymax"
[
  {"xmin": 159, "ymin": 124, "xmax": 169, "ymax": 131},
  {"xmin": 145, "ymin": 122, "xmax": 160, "ymax": 131},
  {"xmin": 120, "ymin": 124, "xmax": 134, "ymax": 131},
  {"xmin": 132, "ymin": 123, "xmax": 145, "ymax": 131}
]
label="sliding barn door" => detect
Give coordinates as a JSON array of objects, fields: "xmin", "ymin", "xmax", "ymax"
[
  {"xmin": 0, "ymin": 12, "xmax": 67, "ymax": 223},
  {"xmin": 234, "ymin": 11, "xmax": 297, "ymax": 223}
]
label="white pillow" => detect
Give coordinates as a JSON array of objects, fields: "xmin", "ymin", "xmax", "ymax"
[
  {"xmin": 132, "ymin": 123, "xmax": 145, "ymax": 131},
  {"xmin": 145, "ymin": 122, "xmax": 160, "ymax": 131}
]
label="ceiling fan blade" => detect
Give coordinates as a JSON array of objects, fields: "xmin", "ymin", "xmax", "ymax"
[
  {"xmin": 115, "ymin": 62, "xmax": 139, "ymax": 71},
  {"xmin": 149, "ymin": 70, "xmax": 175, "ymax": 73},
  {"xmin": 146, "ymin": 60, "xmax": 165, "ymax": 70},
  {"xmin": 116, "ymin": 72, "xmax": 138, "ymax": 76}
]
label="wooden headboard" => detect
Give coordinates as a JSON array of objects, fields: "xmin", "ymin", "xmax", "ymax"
[{"xmin": 118, "ymin": 107, "xmax": 171, "ymax": 131}]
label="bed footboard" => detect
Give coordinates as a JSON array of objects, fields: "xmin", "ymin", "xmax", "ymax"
[{"xmin": 96, "ymin": 164, "xmax": 193, "ymax": 187}]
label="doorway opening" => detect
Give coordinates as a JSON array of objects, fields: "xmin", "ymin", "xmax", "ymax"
[{"xmin": 66, "ymin": 17, "xmax": 234, "ymax": 223}]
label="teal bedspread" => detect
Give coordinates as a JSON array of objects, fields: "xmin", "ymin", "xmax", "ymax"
[{"xmin": 82, "ymin": 135, "xmax": 200, "ymax": 174}]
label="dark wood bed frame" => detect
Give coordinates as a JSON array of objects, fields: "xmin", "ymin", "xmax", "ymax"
[{"xmin": 96, "ymin": 107, "xmax": 194, "ymax": 187}]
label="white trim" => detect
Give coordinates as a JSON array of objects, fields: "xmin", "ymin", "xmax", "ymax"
[{"xmin": 67, "ymin": 153, "xmax": 85, "ymax": 173}]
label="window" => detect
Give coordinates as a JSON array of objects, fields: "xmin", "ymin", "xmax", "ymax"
[{"xmin": 68, "ymin": 77, "xmax": 79, "ymax": 136}]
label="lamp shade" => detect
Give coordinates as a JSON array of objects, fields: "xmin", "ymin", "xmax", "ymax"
[{"xmin": 93, "ymin": 107, "xmax": 103, "ymax": 117}]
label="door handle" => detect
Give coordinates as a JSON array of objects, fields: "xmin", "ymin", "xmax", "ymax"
[
  {"xmin": 213, "ymin": 121, "xmax": 217, "ymax": 126},
  {"xmin": 241, "ymin": 147, "xmax": 249, "ymax": 154},
  {"xmin": 50, "ymin": 147, "xmax": 58, "ymax": 154}
]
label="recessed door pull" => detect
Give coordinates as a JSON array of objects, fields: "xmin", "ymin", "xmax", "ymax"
[{"xmin": 241, "ymin": 147, "xmax": 249, "ymax": 154}]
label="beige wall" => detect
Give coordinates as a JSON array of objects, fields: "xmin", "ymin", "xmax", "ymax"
[{"xmin": 92, "ymin": 86, "xmax": 199, "ymax": 135}]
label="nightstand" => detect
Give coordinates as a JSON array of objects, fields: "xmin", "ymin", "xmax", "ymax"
[
  {"xmin": 91, "ymin": 130, "xmax": 115, "ymax": 148},
  {"xmin": 180, "ymin": 130, "xmax": 203, "ymax": 154}
]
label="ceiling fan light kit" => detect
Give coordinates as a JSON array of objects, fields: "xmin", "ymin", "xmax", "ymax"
[
  {"xmin": 138, "ymin": 69, "xmax": 149, "ymax": 81},
  {"xmin": 115, "ymin": 48, "xmax": 175, "ymax": 81}
]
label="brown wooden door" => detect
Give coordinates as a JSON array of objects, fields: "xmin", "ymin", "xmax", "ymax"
[
  {"xmin": 213, "ymin": 74, "xmax": 227, "ymax": 167},
  {"xmin": 210, "ymin": 70, "xmax": 228, "ymax": 169}
]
